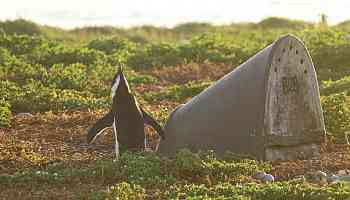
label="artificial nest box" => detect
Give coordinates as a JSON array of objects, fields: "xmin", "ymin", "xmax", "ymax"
[{"xmin": 159, "ymin": 34, "xmax": 326, "ymax": 161}]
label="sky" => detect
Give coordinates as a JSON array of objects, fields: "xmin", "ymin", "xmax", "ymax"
[{"xmin": 1, "ymin": 0, "xmax": 350, "ymax": 29}]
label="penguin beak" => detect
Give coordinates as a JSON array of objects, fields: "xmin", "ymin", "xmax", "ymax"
[{"xmin": 119, "ymin": 72, "xmax": 131, "ymax": 93}]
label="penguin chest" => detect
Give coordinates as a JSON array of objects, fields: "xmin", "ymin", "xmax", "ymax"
[{"xmin": 115, "ymin": 103, "xmax": 145, "ymax": 149}]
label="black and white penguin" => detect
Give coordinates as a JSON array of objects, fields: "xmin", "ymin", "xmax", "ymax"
[{"xmin": 87, "ymin": 66, "xmax": 165, "ymax": 159}]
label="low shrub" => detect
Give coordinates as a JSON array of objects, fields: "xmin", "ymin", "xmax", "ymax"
[
  {"xmin": 117, "ymin": 152, "xmax": 174, "ymax": 187},
  {"xmin": 322, "ymin": 93, "xmax": 350, "ymax": 139},
  {"xmin": 0, "ymin": 98, "xmax": 11, "ymax": 127},
  {"xmin": 86, "ymin": 36, "xmax": 136, "ymax": 55},
  {"xmin": 321, "ymin": 75, "xmax": 350, "ymax": 96},
  {"xmin": 144, "ymin": 81, "xmax": 213, "ymax": 103},
  {"xmin": 106, "ymin": 182, "xmax": 146, "ymax": 200},
  {"xmin": 166, "ymin": 182, "xmax": 350, "ymax": 200}
]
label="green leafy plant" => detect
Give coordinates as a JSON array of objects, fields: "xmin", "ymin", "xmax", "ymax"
[
  {"xmin": 321, "ymin": 75, "xmax": 350, "ymax": 95},
  {"xmin": 0, "ymin": 98, "xmax": 11, "ymax": 127},
  {"xmin": 106, "ymin": 182, "xmax": 146, "ymax": 200},
  {"xmin": 166, "ymin": 182, "xmax": 350, "ymax": 200},
  {"xmin": 117, "ymin": 152, "xmax": 174, "ymax": 187},
  {"xmin": 144, "ymin": 81, "xmax": 212, "ymax": 102},
  {"xmin": 322, "ymin": 92, "xmax": 350, "ymax": 140},
  {"xmin": 86, "ymin": 36, "xmax": 136, "ymax": 55}
]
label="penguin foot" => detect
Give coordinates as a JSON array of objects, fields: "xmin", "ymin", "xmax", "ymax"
[
  {"xmin": 154, "ymin": 137, "xmax": 161, "ymax": 152},
  {"xmin": 113, "ymin": 155, "xmax": 119, "ymax": 162},
  {"xmin": 144, "ymin": 147, "xmax": 154, "ymax": 152}
]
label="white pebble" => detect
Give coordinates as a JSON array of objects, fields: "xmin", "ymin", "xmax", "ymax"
[
  {"xmin": 15, "ymin": 113, "xmax": 34, "ymax": 118},
  {"xmin": 263, "ymin": 174, "xmax": 275, "ymax": 182},
  {"xmin": 255, "ymin": 171, "xmax": 267, "ymax": 180},
  {"xmin": 327, "ymin": 174, "xmax": 340, "ymax": 183},
  {"xmin": 338, "ymin": 170, "xmax": 347, "ymax": 176},
  {"xmin": 316, "ymin": 171, "xmax": 327, "ymax": 178}
]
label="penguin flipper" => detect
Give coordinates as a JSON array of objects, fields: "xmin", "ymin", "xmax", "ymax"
[
  {"xmin": 141, "ymin": 108, "xmax": 165, "ymax": 140},
  {"xmin": 87, "ymin": 111, "xmax": 114, "ymax": 144}
]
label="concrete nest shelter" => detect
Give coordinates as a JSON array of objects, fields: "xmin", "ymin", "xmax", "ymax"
[{"xmin": 159, "ymin": 34, "xmax": 326, "ymax": 161}]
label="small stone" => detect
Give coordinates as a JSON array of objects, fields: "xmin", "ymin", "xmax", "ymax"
[
  {"xmin": 294, "ymin": 175, "xmax": 306, "ymax": 182},
  {"xmin": 15, "ymin": 113, "xmax": 34, "ymax": 118},
  {"xmin": 262, "ymin": 174, "xmax": 275, "ymax": 182},
  {"xmin": 314, "ymin": 171, "xmax": 328, "ymax": 184},
  {"xmin": 316, "ymin": 171, "xmax": 327, "ymax": 178},
  {"xmin": 254, "ymin": 171, "xmax": 274, "ymax": 183},
  {"xmin": 338, "ymin": 170, "xmax": 347, "ymax": 176},
  {"xmin": 339, "ymin": 175, "xmax": 350, "ymax": 182},
  {"xmin": 72, "ymin": 152, "xmax": 82, "ymax": 160},
  {"xmin": 255, "ymin": 171, "xmax": 267, "ymax": 180},
  {"xmin": 327, "ymin": 174, "xmax": 340, "ymax": 183}
]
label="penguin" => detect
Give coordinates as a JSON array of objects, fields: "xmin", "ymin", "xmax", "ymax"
[{"xmin": 87, "ymin": 66, "xmax": 165, "ymax": 159}]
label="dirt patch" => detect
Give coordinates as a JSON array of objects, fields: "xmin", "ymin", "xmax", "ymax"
[
  {"xmin": 145, "ymin": 62, "xmax": 233, "ymax": 84},
  {"xmin": 270, "ymin": 143, "xmax": 350, "ymax": 180},
  {"xmin": 0, "ymin": 101, "xmax": 177, "ymax": 175},
  {"xmin": 2, "ymin": 109, "xmax": 349, "ymax": 179}
]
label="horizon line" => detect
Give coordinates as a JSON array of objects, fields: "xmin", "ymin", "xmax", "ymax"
[{"xmin": 0, "ymin": 16, "xmax": 346, "ymax": 30}]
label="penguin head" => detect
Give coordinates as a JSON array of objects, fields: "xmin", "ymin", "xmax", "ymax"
[{"xmin": 111, "ymin": 66, "xmax": 132, "ymax": 100}]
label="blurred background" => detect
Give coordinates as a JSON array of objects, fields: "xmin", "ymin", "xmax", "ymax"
[{"xmin": 1, "ymin": 0, "xmax": 350, "ymax": 28}]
